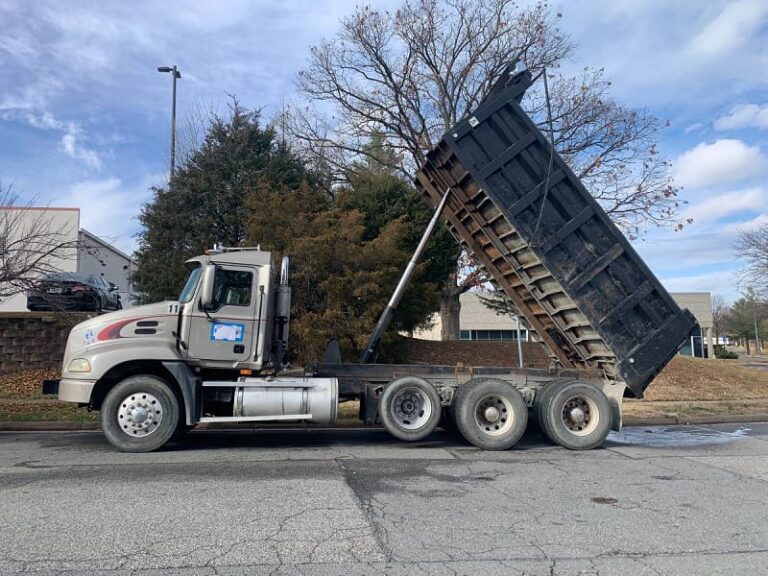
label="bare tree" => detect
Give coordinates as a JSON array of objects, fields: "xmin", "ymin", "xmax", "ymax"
[
  {"xmin": 711, "ymin": 293, "xmax": 729, "ymax": 345},
  {"xmin": 735, "ymin": 223, "xmax": 768, "ymax": 297},
  {"xmin": 0, "ymin": 182, "xmax": 80, "ymax": 301},
  {"xmin": 292, "ymin": 0, "xmax": 686, "ymax": 339}
]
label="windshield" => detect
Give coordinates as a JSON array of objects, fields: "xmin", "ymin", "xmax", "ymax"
[{"xmin": 178, "ymin": 265, "xmax": 202, "ymax": 303}]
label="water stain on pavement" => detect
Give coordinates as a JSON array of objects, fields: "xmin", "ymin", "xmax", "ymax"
[{"xmin": 608, "ymin": 426, "xmax": 751, "ymax": 448}]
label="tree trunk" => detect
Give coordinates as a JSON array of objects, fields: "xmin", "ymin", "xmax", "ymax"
[{"xmin": 440, "ymin": 289, "xmax": 461, "ymax": 341}]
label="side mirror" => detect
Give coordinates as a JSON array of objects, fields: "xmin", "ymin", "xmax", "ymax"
[
  {"xmin": 199, "ymin": 264, "xmax": 216, "ymax": 309},
  {"xmin": 109, "ymin": 282, "xmax": 118, "ymax": 292}
]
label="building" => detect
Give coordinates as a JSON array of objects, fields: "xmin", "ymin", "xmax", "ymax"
[
  {"xmin": 670, "ymin": 292, "xmax": 713, "ymax": 358},
  {"xmin": 78, "ymin": 229, "xmax": 137, "ymax": 306},
  {"xmin": 414, "ymin": 291, "xmax": 714, "ymax": 358},
  {"xmin": 0, "ymin": 207, "xmax": 136, "ymax": 312},
  {"xmin": 412, "ymin": 293, "xmax": 529, "ymax": 342}
]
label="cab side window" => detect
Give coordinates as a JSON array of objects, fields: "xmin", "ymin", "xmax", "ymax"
[{"xmin": 210, "ymin": 269, "xmax": 252, "ymax": 308}]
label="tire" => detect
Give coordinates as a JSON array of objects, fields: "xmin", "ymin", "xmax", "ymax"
[
  {"xmin": 532, "ymin": 378, "xmax": 572, "ymax": 425},
  {"xmin": 537, "ymin": 379, "xmax": 611, "ymax": 450},
  {"xmin": 452, "ymin": 378, "xmax": 528, "ymax": 450},
  {"xmin": 100, "ymin": 375, "xmax": 180, "ymax": 452},
  {"xmin": 379, "ymin": 376, "xmax": 441, "ymax": 442}
]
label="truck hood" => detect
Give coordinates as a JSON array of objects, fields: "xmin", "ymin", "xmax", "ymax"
[{"xmin": 63, "ymin": 301, "xmax": 180, "ymax": 368}]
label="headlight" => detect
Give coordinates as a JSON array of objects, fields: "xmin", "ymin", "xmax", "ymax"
[{"xmin": 67, "ymin": 358, "xmax": 91, "ymax": 373}]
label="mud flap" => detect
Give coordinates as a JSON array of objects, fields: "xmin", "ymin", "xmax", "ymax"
[
  {"xmin": 360, "ymin": 382, "xmax": 383, "ymax": 425},
  {"xmin": 602, "ymin": 380, "xmax": 626, "ymax": 432}
]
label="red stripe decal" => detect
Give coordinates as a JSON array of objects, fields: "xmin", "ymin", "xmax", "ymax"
[{"xmin": 97, "ymin": 317, "xmax": 147, "ymax": 341}]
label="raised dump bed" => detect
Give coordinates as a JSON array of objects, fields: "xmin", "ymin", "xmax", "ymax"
[{"xmin": 416, "ymin": 70, "xmax": 697, "ymax": 398}]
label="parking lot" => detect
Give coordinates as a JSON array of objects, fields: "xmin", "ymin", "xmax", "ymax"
[{"xmin": 1, "ymin": 423, "xmax": 768, "ymax": 575}]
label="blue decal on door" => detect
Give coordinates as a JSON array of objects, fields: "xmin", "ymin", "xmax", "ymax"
[{"xmin": 210, "ymin": 322, "xmax": 245, "ymax": 342}]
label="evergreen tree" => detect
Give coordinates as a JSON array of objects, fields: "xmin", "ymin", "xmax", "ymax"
[
  {"xmin": 133, "ymin": 102, "xmax": 309, "ymax": 302},
  {"xmin": 246, "ymin": 166, "xmax": 444, "ymax": 364}
]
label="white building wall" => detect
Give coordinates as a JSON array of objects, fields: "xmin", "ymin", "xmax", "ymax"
[
  {"xmin": 412, "ymin": 292, "xmax": 527, "ymax": 341},
  {"xmin": 413, "ymin": 291, "xmax": 713, "ymax": 350},
  {"xmin": 77, "ymin": 230, "xmax": 137, "ymax": 308},
  {"xmin": 0, "ymin": 208, "xmax": 80, "ymax": 312}
]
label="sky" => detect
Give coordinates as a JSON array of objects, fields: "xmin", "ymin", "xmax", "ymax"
[{"xmin": 0, "ymin": 0, "xmax": 767, "ymax": 302}]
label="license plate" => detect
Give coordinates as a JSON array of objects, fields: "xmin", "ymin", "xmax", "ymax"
[{"xmin": 47, "ymin": 287, "xmax": 64, "ymax": 294}]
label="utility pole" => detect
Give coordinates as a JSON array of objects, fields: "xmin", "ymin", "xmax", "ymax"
[{"xmin": 157, "ymin": 65, "xmax": 181, "ymax": 178}]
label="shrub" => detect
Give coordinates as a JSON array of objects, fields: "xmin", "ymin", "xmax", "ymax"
[{"xmin": 714, "ymin": 344, "xmax": 739, "ymax": 359}]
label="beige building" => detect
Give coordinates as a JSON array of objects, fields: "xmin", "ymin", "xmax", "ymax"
[
  {"xmin": 0, "ymin": 207, "xmax": 137, "ymax": 312},
  {"xmin": 415, "ymin": 291, "xmax": 713, "ymax": 358},
  {"xmin": 413, "ymin": 293, "xmax": 529, "ymax": 341},
  {"xmin": 670, "ymin": 292, "xmax": 713, "ymax": 358}
]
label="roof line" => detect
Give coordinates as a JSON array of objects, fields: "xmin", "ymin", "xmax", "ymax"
[
  {"xmin": 79, "ymin": 229, "xmax": 135, "ymax": 263},
  {"xmin": 1, "ymin": 206, "xmax": 80, "ymax": 212}
]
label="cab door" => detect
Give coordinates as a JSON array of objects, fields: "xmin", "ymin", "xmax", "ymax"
[{"xmin": 185, "ymin": 265, "xmax": 257, "ymax": 365}]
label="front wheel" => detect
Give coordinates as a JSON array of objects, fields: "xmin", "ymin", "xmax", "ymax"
[
  {"xmin": 452, "ymin": 378, "xmax": 528, "ymax": 450},
  {"xmin": 537, "ymin": 380, "xmax": 611, "ymax": 450},
  {"xmin": 101, "ymin": 375, "xmax": 180, "ymax": 452},
  {"xmin": 379, "ymin": 376, "xmax": 442, "ymax": 442}
]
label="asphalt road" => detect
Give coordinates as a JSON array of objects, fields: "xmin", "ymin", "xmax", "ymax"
[{"xmin": 1, "ymin": 423, "xmax": 768, "ymax": 575}]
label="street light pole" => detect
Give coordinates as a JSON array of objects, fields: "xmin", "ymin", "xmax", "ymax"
[{"xmin": 157, "ymin": 65, "xmax": 181, "ymax": 178}]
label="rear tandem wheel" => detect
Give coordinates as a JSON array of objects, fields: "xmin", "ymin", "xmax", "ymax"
[
  {"xmin": 451, "ymin": 378, "xmax": 528, "ymax": 450},
  {"xmin": 536, "ymin": 379, "xmax": 611, "ymax": 450}
]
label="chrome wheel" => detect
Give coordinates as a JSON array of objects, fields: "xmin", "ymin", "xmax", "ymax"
[
  {"xmin": 473, "ymin": 394, "xmax": 514, "ymax": 436},
  {"xmin": 117, "ymin": 392, "xmax": 163, "ymax": 437},
  {"xmin": 561, "ymin": 395, "xmax": 599, "ymax": 436},
  {"xmin": 389, "ymin": 387, "xmax": 433, "ymax": 430}
]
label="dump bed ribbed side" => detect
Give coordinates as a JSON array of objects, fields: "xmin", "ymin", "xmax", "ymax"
[{"xmin": 416, "ymin": 72, "xmax": 697, "ymax": 398}]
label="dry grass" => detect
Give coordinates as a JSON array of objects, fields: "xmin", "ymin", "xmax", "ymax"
[
  {"xmin": 644, "ymin": 356, "xmax": 768, "ymax": 401},
  {"xmin": 0, "ymin": 368, "xmax": 59, "ymax": 400},
  {"xmin": 624, "ymin": 399, "xmax": 768, "ymax": 419},
  {"xmin": 0, "ymin": 400, "xmax": 97, "ymax": 422}
]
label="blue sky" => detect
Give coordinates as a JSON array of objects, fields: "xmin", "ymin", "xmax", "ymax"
[{"xmin": 1, "ymin": 0, "xmax": 767, "ymax": 302}]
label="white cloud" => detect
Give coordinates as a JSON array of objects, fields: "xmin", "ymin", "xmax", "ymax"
[
  {"xmin": 715, "ymin": 103, "xmax": 768, "ymax": 131},
  {"xmin": 60, "ymin": 125, "xmax": 102, "ymax": 170},
  {"xmin": 682, "ymin": 187, "xmax": 766, "ymax": 225},
  {"xmin": 660, "ymin": 269, "xmax": 738, "ymax": 297},
  {"xmin": 683, "ymin": 122, "xmax": 704, "ymax": 134},
  {"xmin": 687, "ymin": 0, "xmax": 768, "ymax": 58},
  {"xmin": 60, "ymin": 176, "xmax": 159, "ymax": 254},
  {"xmin": 635, "ymin": 233, "xmax": 735, "ymax": 270},
  {"xmin": 722, "ymin": 213, "xmax": 768, "ymax": 234},
  {"xmin": 674, "ymin": 139, "xmax": 767, "ymax": 189},
  {"xmin": 0, "ymin": 107, "xmax": 103, "ymax": 170}
]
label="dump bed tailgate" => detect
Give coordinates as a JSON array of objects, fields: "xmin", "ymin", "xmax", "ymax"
[{"xmin": 416, "ymin": 71, "xmax": 696, "ymax": 398}]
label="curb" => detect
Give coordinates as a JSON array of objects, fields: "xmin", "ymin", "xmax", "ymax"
[
  {"xmin": 3, "ymin": 414, "xmax": 768, "ymax": 432},
  {"xmin": 0, "ymin": 421, "xmax": 100, "ymax": 431},
  {"xmin": 623, "ymin": 414, "xmax": 768, "ymax": 426}
]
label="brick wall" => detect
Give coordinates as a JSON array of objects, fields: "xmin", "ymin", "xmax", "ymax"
[{"xmin": 0, "ymin": 313, "xmax": 91, "ymax": 372}]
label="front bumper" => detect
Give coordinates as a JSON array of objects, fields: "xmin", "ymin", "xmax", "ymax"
[{"xmin": 42, "ymin": 378, "xmax": 95, "ymax": 404}]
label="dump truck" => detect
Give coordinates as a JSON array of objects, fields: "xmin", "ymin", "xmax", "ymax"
[{"xmin": 44, "ymin": 67, "xmax": 697, "ymax": 452}]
